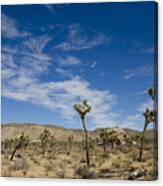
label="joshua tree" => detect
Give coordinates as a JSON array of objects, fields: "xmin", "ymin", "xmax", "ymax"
[
  {"xmin": 68, "ymin": 135, "xmax": 73, "ymax": 155},
  {"xmin": 10, "ymin": 132, "xmax": 29, "ymax": 161},
  {"xmin": 138, "ymin": 108, "xmax": 154, "ymax": 161},
  {"xmin": 99, "ymin": 129, "xmax": 119, "ymax": 156},
  {"xmin": 39, "ymin": 129, "xmax": 51, "ymax": 155},
  {"xmin": 138, "ymin": 88, "xmax": 156, "ymax": 161},
  {"xmin": 148, "ymin": 88, "xmax": 155, "ymax": 101},
  {"xmin": 99, "ymin": 129, "xmax": 109, "ymax": 156},
  {"xmin": 74, "ymin": 100, "xmax": 91, "ymax": 166},
  {"xmin": 148, "ymin": 88, "xmax": 157, "ymax": 126},
  {"xmin": 108, "ymin": 130, "xmax": 121, "ymax": 148},
  {"xmin": 49, "ymin": 134, "xmax": 56, "ymax": 153},
  {"xmin": 4, "ymin": 138, "xmax": 13, "ymax": 150}
]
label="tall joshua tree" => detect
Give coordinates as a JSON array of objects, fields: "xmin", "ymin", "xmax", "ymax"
[
  {"xmin": 138, "ymin": 108, "xmax": 153, "ymax": 161},
  {"xmin": 138, "ymin": 88, "xmax": 156, "ymax": 162},
  {"xmin": 148, "ymin": 88, "xmax": 157, "ymax": 126},
  {"xmin": 74, "ymin": 100, "xmax": 91, "ymax": 166}
]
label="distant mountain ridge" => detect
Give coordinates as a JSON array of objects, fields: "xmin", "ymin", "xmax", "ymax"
[{"xmin": 1, "ymin": 123, "xmax": 156, "ymax": 142}]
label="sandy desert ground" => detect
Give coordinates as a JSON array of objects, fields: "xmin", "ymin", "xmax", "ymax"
[{"xmin": 1, "ymin": 123, "xmax": 158, "ymax": 180}]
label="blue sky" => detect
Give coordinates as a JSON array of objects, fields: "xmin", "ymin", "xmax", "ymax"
[{"xmin": 1, "ymin": 2, "xmax": 157, "ymax": 130}]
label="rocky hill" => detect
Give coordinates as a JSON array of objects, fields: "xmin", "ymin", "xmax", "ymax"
[{"xmin": 1, "ymin": 123, "xmax": 157, "ymax": 142}]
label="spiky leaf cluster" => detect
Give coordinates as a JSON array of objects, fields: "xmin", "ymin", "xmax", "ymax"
[
  {"xmin": 74, "ymin": 100, "xmax": 91, "ymax": 119},
  {"xmin": 15, "ymin": 132, "xmax": 29, "ymax": 148}
]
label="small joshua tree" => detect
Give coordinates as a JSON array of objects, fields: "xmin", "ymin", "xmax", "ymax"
[
  {"xmin": 49, "ymin": 134, "xmax": 56, "ymax": 153},
  {"xmin": 107, "ymin": 130, "xmax": 120, "ymax": 148},
  {"xmin": 4, "ymin": 138, "xmax": 13, "ymax": 150},
  {"xmin": 99, "ymin": 129, "xmax": 109, "ymax": 156},
  {"xmin": 74, "ymin": 100, "xmax": 91, "ymax": 166},
  {"xmin": 68, "ymin": 135, "xmax": 73, "ymax": 155},
  {"xmin": 10, "ymin": 132, "xmax": 29, "ymax": 161},
  {"xmin": 39, "ymin": 129, "xmax": 51, "ymax": 155}
]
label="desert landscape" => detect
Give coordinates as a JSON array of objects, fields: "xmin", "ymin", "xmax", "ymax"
[
  {"xmin": 1, "ymin": 2, "xmax": 158, "ymax": 181},
  {"xmin": 1, "ymin": 123, "xmax": 157, "ymax": 180}
]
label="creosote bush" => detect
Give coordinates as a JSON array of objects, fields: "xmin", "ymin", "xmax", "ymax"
[{"xmin": 75, "ymin": 165, "xmax": 96, "ymax": 179}]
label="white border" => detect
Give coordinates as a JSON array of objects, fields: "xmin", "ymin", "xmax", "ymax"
[{"xmin": 0, "ymin": 0, "xmax": 162, "ymax": 185}]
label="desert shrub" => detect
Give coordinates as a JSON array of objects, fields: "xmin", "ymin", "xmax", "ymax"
[
  {"xmin": 44, "ymin": 160, "xmax": 54, "ymax": 175},
  {"xmin": 130, "ymin": 149, "xmax": 139, "ymax": 161},
  {"xmin": 9, "ymin": 157, "xmax": 29, "ymax": 171},
  {"xmin": 75, "ymin": 165, "xmax": 96, "ymax": 179},
  {"xmin": 112, "ymin": 162, "xmax": 121, "ymax": 169},
  {"xmin": 30, "ymin": 156, "xmax": 40, "ymax": 166},
  {"xmin": 54, "ymin": 162, "xmax": 66, "ymax": 178}
]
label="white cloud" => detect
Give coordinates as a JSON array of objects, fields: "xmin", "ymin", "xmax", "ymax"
[
  {"xmin": 134, "ymin": 89, "xmax": 147, "ymax": 95},
  {"xmin": 123, "ymin": 64, "xmax": 153, "ymax": 80},
  {"xmin": 55, "ymin": 24, "xmax": 112, "ymax": 51},
  {"xmin": 55, "ymin": 68, "xmax": 73, "ymax": 78},
  {"xmin": 2, "ymin": 26, "xmax": 118, "ymax": 129},
  {"xmin": 23, "ymin": 36, "xmax": 51, "ymax": 54},
  {"xmin": 2, "ymin": 13, "xmax": 30, "ymax": 39},
  {"xmin": 2, "ymin": 35, "xmax": 52, "ymax": 89},
  {"xmin": 91, "ymin": 62, "xmax": 97, "ymax": 69},
  {"xmin": 137, "ymin": 100, "xmax": 153, "ymax": 113},
  {"xmin": 120, "ymin": 98, "xmax": 154, "ymax": 130},
  {"xmin": 43, "ymin": 4, "xmax": 56, "ymax": 14},
  {"xmin": 2, "ymin": 63, "xmax": 118, "ymax": 128},
  {"xmin": 128, "ymin": 41, "xmax": 154, "ymax": 55},
  {"xmin": 58, "ymin": 56, "xmax": 81, "ymax": 66},
  {"xmin": 120, "ymin": 114, "xmax": 143, "ymax": 130}
]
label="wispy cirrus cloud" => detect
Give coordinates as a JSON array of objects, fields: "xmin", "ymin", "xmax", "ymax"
[
  {"xmin": 120, "ymin": 97, "xmax": 153, "ymax": 130},
  {"xmin": 2, "ymin": 35, "xmax": 52, "ymax": 86},
  {"xmin": 120, "ymin": 114, "xmax": 143, "ymax": 130},
  {"xmin": 55, "ymin": 68, "xmax": 73, "ymax": 78},
  {"xmin": 123, "ymin": 64, "xmax": 153, "ymax": 80},
  {"xmin": 90, "ymin": 62, "xmax": 97, "ymax": 69},
  {"xmin": 43, "ymin": 4, "xmax": 56, "ymax": 14},
  {"xmin": 137, "ymin": 100, "xmax": 153, "ymax": 113},
  {"xmin": 23, "ymin": 36, "xmax": 51, "ymax": 54},
  {"xmin": 128, "ymin": 41, "xmax": 154, "ymax": 55},
  {"xmin": 2, "ymin": 27, "xmax": 118, "ymax": 129},
  {"xmin": 2, "ymin": 13, "xmax": 31, "ymax": 39},
  {"xmin": 58, "ymin": 56, "xmax": 81, "ymax": 66},
  {"xmin": 55, "ymin": 24, "xmax": 112, "ymax": 51}
]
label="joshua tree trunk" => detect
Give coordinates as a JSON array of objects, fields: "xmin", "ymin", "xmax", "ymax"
[
  {"xmin": 138, "ymin": 122, "xmax": 147, "ymax": 161},
  {"xmin": 10, "ymin": 142, "xmax": 22, "ymax": 161},
  {"xmin": 41, "ymin": 142, "xmax": 45, "ymax": 155},
  {"xmin": 81, "ymin": 116, "xmax": 90, "ymax": 166},
  {"xmin": 103, "ymin": 144, "xmax": 106, "ymax": 155}
]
